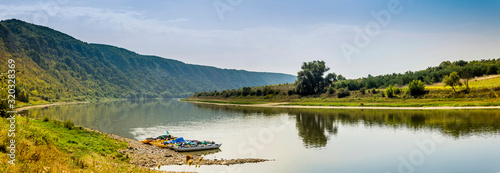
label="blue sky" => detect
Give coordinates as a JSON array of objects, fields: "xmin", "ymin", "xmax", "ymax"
[{"xmin": 1, "ymin": 0, "xmax": 499, "ymax": 78}]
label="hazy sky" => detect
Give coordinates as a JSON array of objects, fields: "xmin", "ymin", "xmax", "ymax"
[{"xmin": 1, "ymin": 0, "xmax": 500, "ymax": 78}]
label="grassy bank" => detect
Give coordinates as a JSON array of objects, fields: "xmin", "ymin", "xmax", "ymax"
[
  {"xmin": 0, "ymin": 116, "xmax": 158, "ymax": 172},
  {"xmin": 185, "ymin": 75, "xmax": 500, "ymax": 107}
]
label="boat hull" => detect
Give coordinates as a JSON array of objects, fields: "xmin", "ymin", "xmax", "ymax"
[
  {"xmin": 173, "ymin": 144, "xmax": 222, "ymax": 152},
  {"xmin": 140, "ymin": 139, "xmax": 152, "ymax": 144}
]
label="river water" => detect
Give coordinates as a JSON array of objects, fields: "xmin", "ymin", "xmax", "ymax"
[{"xmin": 21, "ymin": 99, "xmax": 500, "ymax": 173}]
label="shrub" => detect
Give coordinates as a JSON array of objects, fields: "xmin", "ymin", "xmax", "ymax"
[
  {"xmin": 63, "ymin": 120, "xmax": 75, "ymax": 129},
  {"xmin": 327, "ymin": 86, "xmax": 336, "ymax": 94},
  {"xmin": 263, "ymin": 94, "xmax": 273, "ymax": 99},
  {"xmin": 385, "ymin": 85, "xmax": 400, "ymax": 98},
  {"xmin": 486, "ymin": 64, "xmax": 499, "ymax": 75},
  {"xmin": 241, "ymin": 87, "xmax": 251, "ymax": 96},
  {"xmin": 371, "ymin": 88, "xmax": 378, "ymax": 94},
  {"xmin": 256, "ymin": 89, "xmax": 263, "ymax": 96},
  {"xmin": 394, "ymin": 87, "xmax": 401, "ymax": 95},
  {"xmin": 359, "ymin": 87, "xmax": 366, "ymax": 95},
  {"xmin": 443, "ymin": 72, "xmax": 462, "ymax": 93},
  {"xmin": 385, "ymin": 85, "xmax": 394, "ymax": 98},
  {"xmin": 287, "ymin": 89, "xmax": 295, "ymax": 95},
  {"xmin": 18, "ymin": 89, "xmax": 30, "ymax": 102},
  {"xmin": 337, "ymin": 88, "xmax": 350, "ymax": 98},
  {"xmin": 43, "ymin": 116, "xmax": 50, "ymax": 122},
  {"xmin": 408, "ymin": 80, "xmax": 426, "ymax": 97}
]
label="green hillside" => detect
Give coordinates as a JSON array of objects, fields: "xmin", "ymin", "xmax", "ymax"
[{"xmin": 0, "ymin": 19, "xmax": 295, "ymax": 101}]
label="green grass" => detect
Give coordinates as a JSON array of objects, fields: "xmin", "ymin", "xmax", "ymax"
[
  {"xmin": 427, "ymin": 75, "xmax": 500, "ymax": 90},
  {"xmin": 0, "ymin": 117, "xmax": 158, "ymax": 172}
]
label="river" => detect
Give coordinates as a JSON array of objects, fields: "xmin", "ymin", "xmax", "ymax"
[{"xmin": 21, "ymin": 99, "xmax": 500, "ymax": 173}]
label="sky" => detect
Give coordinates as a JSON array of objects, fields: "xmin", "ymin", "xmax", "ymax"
[{"xmin": 0, "ymin": 0, "xmax": 500, "ymax": 78}]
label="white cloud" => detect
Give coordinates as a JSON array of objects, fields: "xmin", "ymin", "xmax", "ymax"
[{"xmin": 1, "ymin": 4, "xmax": 499, "ymax": 78}]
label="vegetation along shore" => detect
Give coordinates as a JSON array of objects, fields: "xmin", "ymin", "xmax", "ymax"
[{"xmin": 187, "ymin": 59, "xmax": 500, "ymax": 108}]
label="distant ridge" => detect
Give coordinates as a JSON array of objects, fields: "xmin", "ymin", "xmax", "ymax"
[{"xmin": 0, "ymin": 19, "xmax": 295, "ymax": 99}]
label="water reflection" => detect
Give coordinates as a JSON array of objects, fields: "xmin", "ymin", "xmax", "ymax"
[
  {"xmin": 20, "ymin": 99, "xmax": 500, "ymax": 149},
  {"xmin": 295, "ymin": 113, "xmax": 337, "ymax": 148},
  {"xmin": 192, "ymin": 104, "xmax": 500, "ymax": 148}
]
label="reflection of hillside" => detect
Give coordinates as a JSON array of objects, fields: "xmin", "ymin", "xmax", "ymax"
[
  {"xmin": 22, "ymin": 99, "xmax": 206, "ymax": 138},
  {"xmin": 192, "ymin": 103, "xmax": 500, "ymax": 148}
]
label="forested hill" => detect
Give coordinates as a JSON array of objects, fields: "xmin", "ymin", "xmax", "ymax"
[{"xmin": 0, "ymin": 19, "xmax": 295, "ymax": 100}]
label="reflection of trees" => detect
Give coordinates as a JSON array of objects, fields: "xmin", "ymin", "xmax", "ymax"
[
  {"xmin": 193, "ymin": 103, "xmax": 500, "ymax": 148},
  {"xmin": 296, "ymin": 113, "xmax": 337, "ymax": 148}
]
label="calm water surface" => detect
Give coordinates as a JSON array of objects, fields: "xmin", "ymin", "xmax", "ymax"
[{"xmin": 22, "ymin": 99, "xmax": 500, "ymax": 173}]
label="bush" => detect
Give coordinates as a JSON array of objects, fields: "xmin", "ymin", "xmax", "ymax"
[
  {"xmin": 63, "ymin": 120, "xmax": 75, "ymax": 129},
  {"xmin": 337, "ymin": 88, "xmax": 350, "ymax": 98},
  {"xmin": 327, "ymin": 87, "xmax": 336, "ymax": 95},
  {"xmin": 43, "ymin": 116, "xmax": 50, "ymax": 122},
  {"xmin": 408, "ymin": 80, "xmax": 426, "ymax": 97},
  {"xmin": 385, "ymin": 85, "xmax": 400, "ymax": 98},
  {"xmin": 256, "ymin": 89, "xmax": 263, "ymax": 96},
  {"xmin": 371, "ymin": 88, "xmax": 378, "ymax": 94},
  {"xmin": 359, "ymin": 87, "xmax": 366, "ymax": 95},
  {"xmin": 486, "ymin": 64, "xmax": 499, "ymax": 75},
  {"xmin": 18, "ymin": 89, "xmax": 30, "ymax": 102},
  {"xmin": 385, "ymin": 85, "xmax": 394, "ymax": 98},
  {"xmin": 287, "ymin": 89, "xmax": 295, "ymax": 95},
  {"xmin": 394, "ymin": 87, "xmax": 401, "ymax": 95},
  {"xmin": 241, "ymin": 87, "xmax": 251, "ymax": 96},
  {"xmin": 263, "ymin": 94, "xmax": 273, "ymax": 99}
]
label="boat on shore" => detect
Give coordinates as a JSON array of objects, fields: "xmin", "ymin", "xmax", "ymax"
[
  {"xmin": 141, "ymin": 131, "xmax": 222, "ymax": 152},
  {"xmin": 140, "ymin": 131, "xmax": 175, "ymax": 144},
  {"xmin": 170, "ymin": 139, "xmax": 222, "ymax": 152},
  {"xmin": 173, "ymin": 143, "xmax": 222, "ymax": 152}
]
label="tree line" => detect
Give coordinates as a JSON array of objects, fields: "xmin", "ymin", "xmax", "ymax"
[{"xmin": 193, "ymin": 59, "xmax": 500, "ymax": 98}]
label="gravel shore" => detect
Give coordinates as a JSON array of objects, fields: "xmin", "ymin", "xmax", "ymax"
[{"xmin": 106, "ymin": 134, "xmax": 271, "ymax": 168}]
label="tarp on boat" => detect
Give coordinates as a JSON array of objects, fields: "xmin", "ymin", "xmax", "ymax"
[
  {"xmin": 157, "ymin": 135, "xmax": 170, "ymax": 140},
  {"xmin": 167, "ymin": 137, "xmax": 185, "ymax": 144}
]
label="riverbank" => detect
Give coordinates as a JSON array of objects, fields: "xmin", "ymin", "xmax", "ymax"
[{"xmin": 182, "ymin": 99, "xmax": 500, "ymax": 110}]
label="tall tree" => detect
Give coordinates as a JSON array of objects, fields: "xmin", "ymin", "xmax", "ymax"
[
  {"xmin": 460, "ymin": 67, "xmax": 473, "ymax": 91},
  {"xmin": 324, "ymin": 73, "xmax": 337, "ymax": 85},
  {"xmin": 295, "ymin": 70, "xmax": 316, "ymax": 95},
  {"xmin": 337, "ymin": 75, "xmax": 346, "ymax": 81},
  {"xmin": 443, "ymin": 72, "xmax": 462, "ymax": 93},
  {"xmin": 295, "ymin": 61, "xmax": 330, "ymax": 95}
]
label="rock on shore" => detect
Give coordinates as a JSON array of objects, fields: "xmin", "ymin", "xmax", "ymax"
[{"xmin": 106, "ymin": 134, "xmax": 271, "ymax": 168}]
